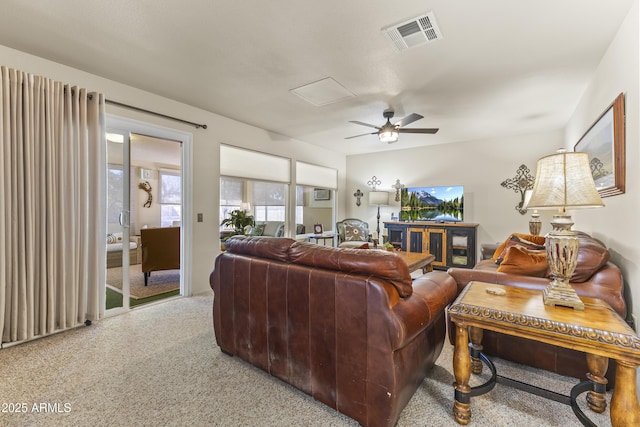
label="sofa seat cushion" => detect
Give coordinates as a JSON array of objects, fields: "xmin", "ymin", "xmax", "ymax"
[
  {"xmin": 497, "ymin": 245, "xmax": 548, "ymax": 277},
  {"xmin": 289, "ymin": 241, "xmax": 413, "ymax": 297}
]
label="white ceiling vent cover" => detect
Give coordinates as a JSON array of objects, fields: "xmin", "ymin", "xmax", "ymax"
[{"xmin": 382, "ymin": 12, "xmax": 443, "ymax": 52}]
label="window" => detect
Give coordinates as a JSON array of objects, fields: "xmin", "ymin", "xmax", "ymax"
[
  {"xmin": 252, "ymin": 181, "xmax": 287, "ymax": 222},
  {"xmin": 220, "ymin": 177, "xmax": 243, "ymax": 222},
  {"xmin": 295, "ymin": 161, "xmax": 336, "ymax": 234},
  {"xmin": 159, "ymin": 169, "xmax": 181, "ymax": 227}
]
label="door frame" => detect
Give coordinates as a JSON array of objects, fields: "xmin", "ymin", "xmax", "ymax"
[{"xmin": 105, "ymin": 114, "xmax": 194, "ymax": 314}]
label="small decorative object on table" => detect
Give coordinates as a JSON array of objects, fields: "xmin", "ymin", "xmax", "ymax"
[
  {"xmin": 523, "ymin": 190, "xmax": 542, "ymax": 235},
  {"xmin": 313, "ymin": 224, "xmax": 323, "ymax": 234}
]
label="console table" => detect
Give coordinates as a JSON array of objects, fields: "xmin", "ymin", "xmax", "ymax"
[
  {"xmin": 448, "ymin": 281, "xmax": 640, "ymax": 426},
  {"xmin": 384, "ymin": 221, "xmax": 477, "ymax": 269}
]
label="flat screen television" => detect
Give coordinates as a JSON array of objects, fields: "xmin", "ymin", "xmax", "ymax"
[{"xmin": 400, "ymin": 185, "xmax": 464, "ymax": 222}]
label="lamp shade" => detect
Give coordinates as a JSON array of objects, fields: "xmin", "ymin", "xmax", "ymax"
[
  {"xmin": 369, "ymin": 191, "xmax": 389, "ymax": 206},
  {"xmin": 523, "ymin": 189, "xmax": 533, "ymax": 210},
  {"xmin": 526, "ymin": 151, "xmax": 604, "ymax": 211}
]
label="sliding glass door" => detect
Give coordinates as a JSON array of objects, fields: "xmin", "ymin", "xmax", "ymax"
[{"xmin": 106, "ymin": 129, "xmax": 132, "ymax": 313}]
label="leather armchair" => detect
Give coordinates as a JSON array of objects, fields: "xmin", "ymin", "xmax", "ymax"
[{"xmin": 140, "ymin": 227, "xmax": 180, "ymax": 286}]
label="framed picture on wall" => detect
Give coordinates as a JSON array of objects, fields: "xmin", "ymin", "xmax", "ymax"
[
  {"xmin": 313, "ymin": 224, "xmax": 323, "ymax": 234},
  {"xmin": 574, "ymin": 92, "xmax": 625, "ymax": 197},
  {"xmin": 314, "ymin": 188, "xmax": 330, "ymax": 200}
]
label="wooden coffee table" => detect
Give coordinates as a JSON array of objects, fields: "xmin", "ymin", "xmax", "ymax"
[{"xmin": 448, "ymin": 281, "xmax": 640, "ymax": 426}]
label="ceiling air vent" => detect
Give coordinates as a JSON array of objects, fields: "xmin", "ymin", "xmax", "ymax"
[{"xmin": 382, "ymin": 12, "xmax": 443, "ymax": 52}]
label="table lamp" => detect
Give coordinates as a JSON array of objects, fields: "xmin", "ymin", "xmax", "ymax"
[
  {"xmin": 240, "ymin": 202, "xmax": 251, "ymax": 213},
  {"xmin": 526, "ymin": 150, "xmax": 604, "ymax": 310}
]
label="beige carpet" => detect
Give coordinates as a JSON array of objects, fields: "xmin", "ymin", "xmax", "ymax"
[
  {"xmin": 106, "ymin": 263, "xmax": 180, "ymax": 299},
  {"xmin": 0, "ymin": 294, "xmax": 616, "ymax": 427}
]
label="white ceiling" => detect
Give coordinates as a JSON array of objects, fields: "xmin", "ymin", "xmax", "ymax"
[{"xmin": 0, "ymin": 0, "xmax": 634, "ymax": 155}]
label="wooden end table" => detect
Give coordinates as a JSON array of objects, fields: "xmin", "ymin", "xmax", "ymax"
[{"xmin": 448, "ymin": 281, "xmax": 640, "ymax": 426}]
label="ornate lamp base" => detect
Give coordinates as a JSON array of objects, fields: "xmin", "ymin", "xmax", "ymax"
[
  {"xmin": 543, "ymin": 214, "xmax": 585, "ymax": 310},
  {"xmin": 543, "ymin": 280, "xmax": 585, "ymax": 310}
]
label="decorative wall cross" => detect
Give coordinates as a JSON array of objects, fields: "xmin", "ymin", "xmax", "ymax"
[
  {"xmin": 500, "ymin": 164, "xmax": 535, "ymax": 215},
  {"xmin": 353, "ymin": 189, "xmax": 364, "ymax": 206},
  {"xmin": 367, "ymin": 176, "xmax": 381, "ymax": 191},
  {"xmin": 392, "ymin": 179, "xmax": 405, "ymax": 202}
]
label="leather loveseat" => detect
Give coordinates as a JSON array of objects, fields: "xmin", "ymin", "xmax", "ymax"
[
  {"xmin": 210, "ymin": 236, "xmax": 458, "ymax": 427},
  {"xmin": 447, "ymin": 231, "xmax": 626, "ymax": 382}
]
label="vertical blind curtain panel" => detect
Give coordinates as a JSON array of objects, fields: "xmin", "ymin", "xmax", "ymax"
[{"xmin": 0, "ymin": 66, "xmax": 107, "ymax": 345}]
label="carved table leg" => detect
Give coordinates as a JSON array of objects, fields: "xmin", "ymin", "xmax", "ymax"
[
  {"xmin": 585, "ymin": 353, "xmax": 608, "ymax": 413},
  {"xmin": 469, "ymin": 326, "xmax": 484, "ymax": 375},
  {"xmin": 610, "ymin": 360, "xmax": 640, "ymax": 427},
  {"xmin": 453, "ymin": 323, "xmax": 472, "ymax": 425}
]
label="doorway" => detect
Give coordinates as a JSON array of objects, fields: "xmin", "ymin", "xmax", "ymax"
[{"xmin": 104, "ymin": 116, "xmax": 193, "ymax": 314}]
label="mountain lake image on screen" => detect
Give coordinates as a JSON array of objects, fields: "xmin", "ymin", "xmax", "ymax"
[{"xmin": 400, "ymin": 185, "xmax": 464, "ymax": 222}]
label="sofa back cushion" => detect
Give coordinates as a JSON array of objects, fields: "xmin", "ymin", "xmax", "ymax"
[
  {"xmin": 289, "ymin": 241, "xmax": 413, "ymax": 297},
  {"xmin": 568, "ymin": 231, "xmax": 610, "ymax": 282},
  {"xmin": 223, "ymin": 235, "xmax": 293, "ymax": 263}
]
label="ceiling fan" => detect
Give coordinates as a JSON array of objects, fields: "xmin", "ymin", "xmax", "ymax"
[
  {"xmin": 345, "ymin": 110, "xmax": 438, "ymax": 144},
  {"xmin": 345, "ymin": 109, "xmax": 439, "ymax": 143}
]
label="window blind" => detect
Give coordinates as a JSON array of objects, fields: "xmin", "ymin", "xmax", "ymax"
[
  {"xmin": 296, "ymin": 161, "xmax": 337, "ymax": 189},
  {"xmin": 221, "ymin": 145, "xmax": 290, "ymax": 183}
]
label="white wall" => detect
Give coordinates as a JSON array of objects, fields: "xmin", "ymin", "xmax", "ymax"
[
  {"xmin": 345, "ymin": 130, "xmax": 562, "ymax": 249},
  {"xmin": 0, "ymin": 44, "xmax": 347, "ymax": 295},
  {"xmin": 565, "ymin": 2, "xmax": 639, "ymax": 326}
]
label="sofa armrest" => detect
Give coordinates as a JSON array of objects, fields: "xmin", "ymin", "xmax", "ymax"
[
  {"xmin": 447, "ymin": 262, "xmax": 552, "ymax": 294},
  {"xmin": 391, "ymin": 271, "xmax": 458, "ymax": 350},
  {"xmin": 448, "ymin": 261, "xmax": 626, "ymax": 318},
  {"xmin": 481, "ymin": 243, "xmax": 500, "ymax": 260}
]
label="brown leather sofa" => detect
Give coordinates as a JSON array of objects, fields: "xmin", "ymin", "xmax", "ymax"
[
  {"xmin": 447, "ymin": 231, "xmax": 626, "ymax": 383},
  {"xmin": 210, "ymin": 236, "xmax": 458, "ymax": 427},
  {"xmin": 140, "ymin": 227, "xmax": 180, "ymax": 286}
]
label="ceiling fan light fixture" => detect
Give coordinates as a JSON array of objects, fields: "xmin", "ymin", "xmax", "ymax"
[{"xmin": 379, "ymin": 130, "xmax": 398, "ymax": 143}]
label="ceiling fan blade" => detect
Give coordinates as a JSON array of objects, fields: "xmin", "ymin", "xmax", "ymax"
[
  {"xmin": 345, "ymin": 131, "xmax": 378, "ymax": 139},
  {"xmin": 348, "ymin": 120, "xmax": 380, "ymax": 129},
  {"xmin": 397, "ymin": 128, "xmax": 439, "ymax": 134},
  {"xmin": 395, "ymin": 113, "xmax": 424, "ymax": 128}
]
